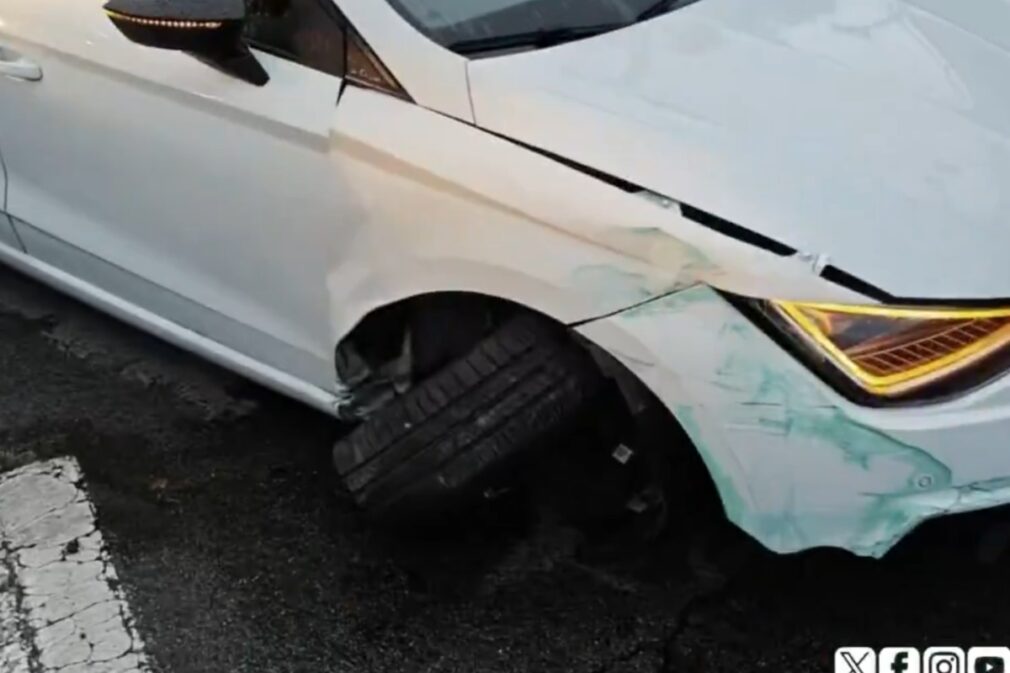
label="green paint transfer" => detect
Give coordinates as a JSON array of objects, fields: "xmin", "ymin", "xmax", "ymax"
[
  {"xmin": 609, "ymin": 283, "xmax": 1010, "ymax": 557},
  {"xmin": 572, "ymin": 265, "xmax": 652, "ymax": 301},
  {"xmin": 857, "ymin": 476, "xmax": 1010, "ymax": 557},
  {"xmin": 571, "ymin": 265, "xmax": 684, "ymax": 308},
  {"xmin": 714, "ymin": 340, "xmax": 956, "ymax": 552},
  {"xmin": 958, "ymin": 476, "xmax": 1010, "ymax": 494},
  {"xmin": 674, "ymin": 404, "xmax": 749, "ymax": 524},
  {"xmin": 628, "ymin": 226, "xmax": 715, "ymax": 268},
  {"xmin": 627, "ymin": 226, "xmax": 664, "ymax": 236},
  {"xmin": 619, "ymin": 282, "xmax": 712, "ymax": 319}
]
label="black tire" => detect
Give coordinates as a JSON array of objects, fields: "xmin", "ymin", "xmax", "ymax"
[{"xmin": 333, "ymin": 314, "xmax": 609, "ymax": 520}]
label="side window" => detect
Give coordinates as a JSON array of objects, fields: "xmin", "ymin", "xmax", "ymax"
[{"xmin": 244, "ymin": 0, "xmax": 346, "ymax": 78}]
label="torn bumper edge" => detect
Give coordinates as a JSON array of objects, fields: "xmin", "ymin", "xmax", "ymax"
[{"xmin": 577, "ymin": 284, "xmax": 1010, "ymax": 558}]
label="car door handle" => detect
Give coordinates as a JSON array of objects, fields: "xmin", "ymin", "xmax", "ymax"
[{"xmin": 0, "ymin": 48, "xmax": 42, "ymax": 82}]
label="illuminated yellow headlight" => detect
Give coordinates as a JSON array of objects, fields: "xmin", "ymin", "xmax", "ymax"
[{"xmin": 770, "ymin": 301, "xmax": 1010, "ymax": 398}]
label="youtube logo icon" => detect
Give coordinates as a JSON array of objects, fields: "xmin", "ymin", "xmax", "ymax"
[
  {"xmin": 970, "ymin": 648, "xmax": 1010, "ymax": 673},
  {"xmin": 976, "ymin": 658, "xmax": 1004, "ymax": 673}
]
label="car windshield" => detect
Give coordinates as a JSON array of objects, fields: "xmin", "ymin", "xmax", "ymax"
[{"xmin": 386, "ymin": 0, "xmax": 703, "ymax": 55}]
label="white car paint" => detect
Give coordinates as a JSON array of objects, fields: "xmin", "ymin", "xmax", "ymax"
[
  {"xmin": 1, "ymin": 0, "xmax": 1009, "ymax": 557},
  {"xmin": 469, "ymin": 0, "xmax": 1010, "ymax": 300}
]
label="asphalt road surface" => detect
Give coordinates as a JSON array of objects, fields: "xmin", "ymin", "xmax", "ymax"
[{"xmin": 2, "ymin": 265, "xmax": 1010, "ymax": 673}]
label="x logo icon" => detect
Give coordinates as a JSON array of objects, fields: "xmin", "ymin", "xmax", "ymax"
[{"xmin": 836, "ymin": 647, "xmax": 877, "ymax": 673}]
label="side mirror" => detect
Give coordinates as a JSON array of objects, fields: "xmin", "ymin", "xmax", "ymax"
[{"xmin": 103, "ymin": 0, "xmax": 269, "ymax": 86}]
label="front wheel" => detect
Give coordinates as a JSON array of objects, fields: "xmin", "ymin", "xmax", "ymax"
[{"xmin": 332, "ymin": 314, "xmax": 609, "ymax": 520}]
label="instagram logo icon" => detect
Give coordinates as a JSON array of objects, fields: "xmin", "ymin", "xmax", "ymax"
[{"xmin": 925, "ymin": 648, "xmax": 965, "ymax": 673}]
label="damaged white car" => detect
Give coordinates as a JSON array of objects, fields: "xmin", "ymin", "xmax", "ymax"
[{"xmin": 2, "ymin": 0, "xmax": 1009, "ymax": 558}]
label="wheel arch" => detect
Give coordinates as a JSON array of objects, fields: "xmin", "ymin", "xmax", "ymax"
[
  {"xmin": 326, "ymin": 257, "xmax": 654, "ymax": 352},
  {"xmin": 576, "ymin": 311, "xmax": 761, "ymax": 531},
  {"xmin": 327, "ymin": 266, "xmax": 751, "ymax": 525}
]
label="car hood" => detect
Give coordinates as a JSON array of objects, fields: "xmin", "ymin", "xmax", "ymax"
[{"xmin": 467, "ymin": 0, "xmax": 1010, "ymax": 301}]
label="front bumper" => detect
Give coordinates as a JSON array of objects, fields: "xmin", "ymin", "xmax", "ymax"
[{"xmin": 578, "ymin": 284, "xmax": 1010, "ymax": 558}]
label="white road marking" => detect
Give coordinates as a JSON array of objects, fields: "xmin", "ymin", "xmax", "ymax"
[{"xmin": 0, "ymin": 458, "xmax": 149, "ymax": 673}]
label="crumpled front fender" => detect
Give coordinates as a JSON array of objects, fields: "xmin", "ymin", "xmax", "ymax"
[{"xmin": 579, "ymin": 285, "xmax": 1010, "ymax": 558}]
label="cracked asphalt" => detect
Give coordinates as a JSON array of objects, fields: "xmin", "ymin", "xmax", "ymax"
[{"xmin": 3, "ymin": 265, "xmax": 1010, "ymax": 672}]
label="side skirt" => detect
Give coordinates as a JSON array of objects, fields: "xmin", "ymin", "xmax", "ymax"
[
  {"xmin": 0, "ymin": 237, "xmax": 340, "ymax": 416},
  {"xmin": 0, "ymin": 212, "xmax": 22, "ymax": 251}
]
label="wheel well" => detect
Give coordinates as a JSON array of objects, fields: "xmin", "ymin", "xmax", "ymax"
[
  {"xmin": 336, "ymin": 292, "xmax": 529, "ymax": 386},
  {"xmin": 577, "ymin": 337, "xmax": 723, "ymax": 516},
  {"xmin": 335, "ymin": 292, "xmax": 721, "ymax": 516}
]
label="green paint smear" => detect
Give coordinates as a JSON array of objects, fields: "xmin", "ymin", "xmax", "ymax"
[
  {"xmin": 571, "ymin": 265, "xmax": 656, "ymax": 306},
  {"xmin": 674, "ymin": 404, "xmax": 749, "ymax": 524},
  {"xmin": 617, "ymin": 284, "xmax": 962, "ymax": 556},
  {"xmin": 627, "ymin": 226, "xmax": 664, "ymax": 236},
  {"xmin": 619, "ymin": 283, "xmax": 712, "ymax": 319},
  {"xmin": 707, "ymin": 307, "xmax": 955, "ymax": 555},
  {"xmin": 624, "ymin": 226, "xmax": 716, "ymax": 269},
  {"xmin": 784, "ymin": 406, "xmax": 953, "ymax": 555}
]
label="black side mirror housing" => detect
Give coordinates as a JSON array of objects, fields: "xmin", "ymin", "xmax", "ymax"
[{"xmin": 103, "ymin": 0, "xmax": 269, "ymax": 86}]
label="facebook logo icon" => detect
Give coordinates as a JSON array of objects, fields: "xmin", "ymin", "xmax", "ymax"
[{"xmin": 881, "ymin": 648, "xmax": 922, "ymax": 673}]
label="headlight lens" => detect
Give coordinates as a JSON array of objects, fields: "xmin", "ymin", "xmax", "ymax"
[{"xmin": 760, "ymin": 300, "xmax": 1010, "ymax": 399}]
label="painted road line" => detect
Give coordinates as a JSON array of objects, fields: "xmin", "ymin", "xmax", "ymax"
[{"xmin": 0, "ymin": 458, "xmax": 149, "ymax": 673}]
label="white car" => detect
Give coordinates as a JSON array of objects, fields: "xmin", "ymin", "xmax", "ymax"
[{"xmin": 2, "ymin": 0, "xmax": 1009, "ymax": 558}]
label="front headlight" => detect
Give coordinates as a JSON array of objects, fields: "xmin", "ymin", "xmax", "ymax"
[{"xmin": 750, "ymin": 300, "xmax": 1010, "ymax": 401}]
